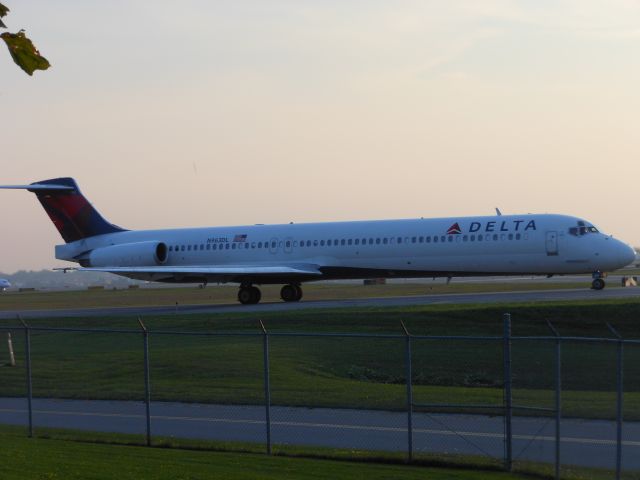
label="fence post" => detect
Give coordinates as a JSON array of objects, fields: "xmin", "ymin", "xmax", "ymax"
[
  {"xmin": 503, "ymin": 313, "xmax": 512, "ymax": 472},
  {"xmin": 260, "ymin": 320, "xmax": 272, "ymax": 455},
  {"xmin": 18, "ymin": 315, "xmax": 33, "ymax": 438},
  {"xmin": 138, "ymin": 317, "xmax": 152, "ymax": 447},
  {"xmin": 547, "ymin": 320, "xmax": 561, "ymax": 480},
  {"xmin": 607, "ymin": 323, "xmax": 623, "ymax": 480},
  {"xmin": 401, "ymin": 321, "xmax": 413, "ymax": 462},
  {"xmin": 7, "ymin": 332, "xmax": 16, "ymax": 367}
]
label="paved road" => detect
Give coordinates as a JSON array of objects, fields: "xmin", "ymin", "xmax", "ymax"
[
  {"xmin": 1, "ymin": 287, "xmax": 640, "ymax": 320},
  {"xmin": 0, "ymin": 397, "xmax": 638, "ymax": 470}
]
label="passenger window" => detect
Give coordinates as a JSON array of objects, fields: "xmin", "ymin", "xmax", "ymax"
[
  {"xmin": 516, "ymin": 233, "xmax": 521, "ymax": 240},
  {"xmin": 493, "ymin": 234, "xmax": 498, "ymax": 241},
  {"xmin": 433, "ymin": 236, "xmax": 438, "ymax": 243},
  {"xmin": 463, "ymin": 235, "xmax": 468, "ymax": 242},
  {"xmin": 448, "ymin": 236, "xmax": 453, "ymax": 242},
  {"xmin": 286, "ymin": 240, "xmax": 291, "ymax": 248},
  {"xmin": 342, "ymin": 239, "xmax": 346, "ymax": 246},
  {"xmin": 226, "ymin": 244, "xmax": 230, "ymax": 250},
  {"xmin": 271, "ymin": 241, "xmax": 277, "ymax": 248},
  {"xmin": 187, "ymin": 245, "xmax": 192, "ymax": 251},
  {"xmin": 412, "ymin": 237, "xmax": 416, "ymax": 243},
  {"xmin": 470, "ymin": 235, "xmax": 475, "ymax": 241},
  {"xmin": 383, "ymin": 238, "xmax": 388, "ymax": 245},
  {"xmin": 212, "ymin": 244, "xmax": 217, "ymax": 250},
  {"xmin": 478, "ymin": 234, "xmax": 482, "ymax": 241},
  {"xmin": 369, "ymin": 238, "xmax": 374, "ymax": 245},
  {"xmin": 353, "ymin": 239, "xmax": 358, "ymax": 245},
  {"xmin": 397, "ymin": 237, "xmax": 402, "ymax": 244},
  {"xmin": 426, "ymin": 236, "xmax": 431, "ymax": 243},
  {"xmin": 320, "ymin": 240, "xmax": 325, "ymax": 246},
  {"xmin": 232, "ymin": 243, "xmax": 236, "ymax": 250},
  {"xmin": 169, "ymin": 246, "xmax": 173, "ymax": 252},
  {"xmin": 508, "ymin": 234, "xmax": 513, "ymax": 240},
  {"xmin": 419, "ymin": 236, "xmax": 424, "ymax": 243},
  {"xmin": 376, "ymin": 238, "xmax": 381, "ymax": 244}
]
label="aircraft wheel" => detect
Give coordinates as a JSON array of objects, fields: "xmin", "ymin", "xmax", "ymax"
[
  {"xmin": 293, "ymin": 284, "xmax": 303, "ymax": 301},
  {"xmin": 250, "ymin": 286, "xmax": 262, "ymax": 303},
  {"xmin": 591, "ymin": 278, "xmax": 605, "ymax": 290},
  {"xmin": 238, "ymin": 286, "xmax": 261, "ymax": 304},
  {"xmin": 281, "ymin": 284, "xmax": 302, "ymax": 302}
]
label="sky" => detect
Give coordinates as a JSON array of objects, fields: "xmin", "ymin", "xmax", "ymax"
[{"xmin": 1, "ymin": 0, "xmax": 640, "ymax": 273}]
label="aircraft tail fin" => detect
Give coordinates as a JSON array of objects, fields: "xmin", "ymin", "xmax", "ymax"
[{"xmin": 0, "ymin": 177, "xmax": 126, "ymax": 243}]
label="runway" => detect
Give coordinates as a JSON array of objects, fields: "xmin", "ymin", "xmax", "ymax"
[
  {"xmin": 0, "ymin": 397, "xmax": 638, "ymax": 470},
  {"xmin": 1, "ymin": 286, "xmax": 640, "ymax": 320}
]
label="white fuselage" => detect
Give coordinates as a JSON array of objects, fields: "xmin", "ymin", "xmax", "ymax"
[{"xmin": 55, "ymin": 213, "xmax": 635, "ymax": 284}]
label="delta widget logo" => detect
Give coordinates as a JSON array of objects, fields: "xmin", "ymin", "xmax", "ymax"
[{"xmin": 446, "ymin": 223, "xmax": 462, "ymax": 234}]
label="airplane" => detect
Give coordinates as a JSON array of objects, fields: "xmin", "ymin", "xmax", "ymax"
[
  {"xmin": 0, "ymin": 177, "xmax": 636, "ymax": 304},
  {"xmin": 0, "ymin": 279, "xmax": 10, "ymax": 291}
]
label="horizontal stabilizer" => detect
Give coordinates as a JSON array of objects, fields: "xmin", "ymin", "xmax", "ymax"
[{"xmin": 0, "ymin": 184, "xmax": 75, "ymax": 191}]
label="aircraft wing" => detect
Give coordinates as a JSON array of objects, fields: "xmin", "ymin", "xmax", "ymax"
[{"xmin": 77, "ymin": 264, "xmax": 323, "ymax": 282}]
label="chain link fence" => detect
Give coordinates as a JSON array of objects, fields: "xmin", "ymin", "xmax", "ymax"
[{"xmin": 1, "ymin": 314, "xmax": 638, "ymax": 479}]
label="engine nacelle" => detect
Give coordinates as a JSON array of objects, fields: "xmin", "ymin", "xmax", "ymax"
[{"xmin": 87, "ymin": 242, "xmax": 168, "ymax": 267}]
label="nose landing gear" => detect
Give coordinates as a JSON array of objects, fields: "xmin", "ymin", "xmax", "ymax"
[{"xmin": 591, "ymin": 272, "xmax": 606, "ymax": 290}]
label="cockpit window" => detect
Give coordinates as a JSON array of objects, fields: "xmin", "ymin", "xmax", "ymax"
[{"xmin": 569, "ymin": 221, "xmax": 599, "ymax": 236}]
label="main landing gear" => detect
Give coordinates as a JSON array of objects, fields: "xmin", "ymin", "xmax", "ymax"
[
  {"xmin": 591, "ymin": 272, "xmax": 606, "ymax": 290},
  {"xmin": 238, "ymin": 285, "xmax": 262, "ymax": 305},
  {"xmin": 236, "ymin": 283, "xmax": 304, "ymax": 304},
  {"xmin": 280, "ymin": 284, "xmax": 303, "ymax": 302}
]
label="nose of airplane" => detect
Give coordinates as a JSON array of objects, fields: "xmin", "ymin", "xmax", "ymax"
[{"xmin": 619, "ymin": 241, "xmax": 636, "ymax": 267}]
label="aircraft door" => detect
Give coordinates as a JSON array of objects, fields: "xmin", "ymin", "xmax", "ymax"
[
  {"xmin": 545, "ymin": 231, "xmax": 558, "ymax": 256},
  {"xmin": 269, "ymin": 237, "xmax": 279, "ymax": 254}
]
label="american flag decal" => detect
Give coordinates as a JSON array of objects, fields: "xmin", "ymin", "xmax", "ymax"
[{"xmin": 233, "ymin": 234, "xmax": 247, "ymax": 242}]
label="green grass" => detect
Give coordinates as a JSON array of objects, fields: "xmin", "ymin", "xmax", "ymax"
[
  {"xmin": 1, "ymin": 424, "xmax": 629, "ymax": 480},
  {"xmin": 1, "ymin": 298, "xmax": 639, "ymax": 420},
  {"xmin": 0, "ymin": 426, "xmax": 530, "ymax": 480},
  {"xmin": 0, "ymin": 280, "xmax": 598, "ymax": 311}
]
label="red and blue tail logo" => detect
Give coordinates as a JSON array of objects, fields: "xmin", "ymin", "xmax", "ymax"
[
  {"xmin": 30, "ymin": 178, "xmax": 125, "ymax": 243},
  {"xmin": 446, "ymin": 223, "xmax": 462, "ymax": 234}
]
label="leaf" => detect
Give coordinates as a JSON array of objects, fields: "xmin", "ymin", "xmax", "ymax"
[
  {"xmin": 1, "ymin": 30, "xmax": 50, "ymax": 75},
  {"xmin": 0, "ymin": 2, "xmax": 8, "ymax": 29}
]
